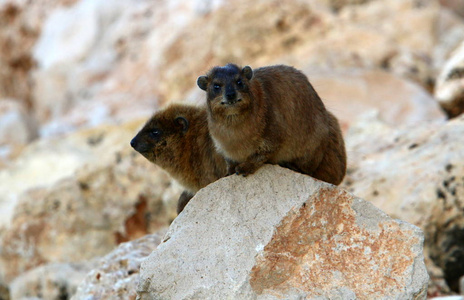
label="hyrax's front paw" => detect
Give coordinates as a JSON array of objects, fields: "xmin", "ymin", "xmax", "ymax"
[
  {"xmin": 235, "ymin": 162, "xmax": 261, "ymax": 177},
  {"xmin": 226, "ymin": 160, "xmax": 239, "ymax": 176}
]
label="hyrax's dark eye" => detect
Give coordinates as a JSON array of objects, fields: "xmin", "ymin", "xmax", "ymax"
[
  {"xmin": 213, "ymin": 84, "xmax": 221, "ymax": 91},
  {"xmin": 149, "ymin": 129, "xmax": 161, "ymax": 139},
  {"xmin": 236, "ymin": 79, "xmax": 243, "ymax": 86}
]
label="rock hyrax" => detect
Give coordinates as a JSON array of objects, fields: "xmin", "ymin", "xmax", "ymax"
[
  {"xmin": 130, "ymin": 104, "xmax": 227, "ymax": 213},
  {"xmin": 197, "ymin": 64, "xmax": 346, "ymax": 185}
]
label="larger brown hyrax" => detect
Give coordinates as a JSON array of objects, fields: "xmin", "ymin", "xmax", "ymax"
[
  {"xmin": 197, "ymin": 64, "xmax": 346, "ymax": 185},
  {"xmin": 130, "ymin": 104, "xmax": 227, "ymax": 213}
]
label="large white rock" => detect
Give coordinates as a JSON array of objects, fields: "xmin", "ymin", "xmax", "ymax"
[{"xmin": 137, "ymin": 165, "xmax": 428, "ymax": 299}]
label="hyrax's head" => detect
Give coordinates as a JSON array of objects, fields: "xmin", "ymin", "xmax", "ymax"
[
  {"xmin": 130, "ymin": 105, "xmax": 191, "ymax": 165},
  {"xmin": 197, "ymin": 64, "xmax": 253, "ymax": 118}
]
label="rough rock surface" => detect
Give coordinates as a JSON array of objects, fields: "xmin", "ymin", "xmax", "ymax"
[
  {"xmin": 0, "ymin": 119, "xmax": 179, "ymax": 229},
  {"xmin": 431, "ymin": 296, "xmax": 464, "ymax": 300},
  {"xmin": 137, "ymin": 165, "xmax": 428, "ymax": 299},
  {"xmin": 0, "ymin": 99, "xmax": 38, "ymax": 166},
  {"xmin": 30, "ymin": 0, "xmax": 206, "ymax": 137},
  {"xmin": 0, "ymin": 99, "xmax": 37, "ymax": 146},
  {"xmin": 435, "ymin": 40, "xmax": 464, "ymax": 118},
  {"xmin": 9, "ymin": 262, "xmax": 92, "ymax": 300},
  {"xmin": 0, "ymin": 121, "xmax": 135, "ymax": 228},
  {"xmin": 12, "ymin": 0, "xmax": 459, "ymax": 139},
  {"xmin": 0, "ymin": 120, "xmax": 180, "ymax": 283},
  {"xmin": 156, "ymin": 0, "xmax": 447, "ymax": 101},
  {"xmin": 72, "ymin": 231, "xmax": 166, "ymax": 300},
  {"xmin": 0, "ymin": 0, "xmax": 79, "ymax": 108},
  {"xmin": 439, "ymin": 0, "xmax": 464, "ymax": 18},
  {"xmin": 342, "ymin": 113, "xmax": 464, "ymax": 292}
]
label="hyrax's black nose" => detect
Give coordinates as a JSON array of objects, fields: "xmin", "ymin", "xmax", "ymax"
[
  {"xmin": 130, "ymin": 137, "xmax": 137, "ymax": 149},
  {"xmin": 226, "ymin": 90, "xmax": 236, "ymax": 101}
]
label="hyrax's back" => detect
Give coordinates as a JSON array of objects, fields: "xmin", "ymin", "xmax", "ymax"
[
  {"xmin": 254, "ymin": 65, "xmax": 326, "ymax": 112},
  {"xmin": 312, "ymin": 111, "xmax": 347, "ymax": 185},
  {"xmin": 253, "ymin": 65, "xmax": 332, "ymax": 165}
]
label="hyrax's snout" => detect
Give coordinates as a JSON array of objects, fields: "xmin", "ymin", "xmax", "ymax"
[
  {"xmin": 226, "ymin": 89, "xmax": 236, "ymax": 100},
  {"xmin": 130, "ymin": 135, "xmax": 151, "ymax": 153},
  {"xmin": 221, "ymin": 87, "xmax": 241, "ymax": 105},
  {"xmin": 130, "ymin": 136, "xmax": 138, "ymax": 148}
]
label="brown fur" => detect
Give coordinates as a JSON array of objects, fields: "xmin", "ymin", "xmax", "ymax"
[
  {"xmin": 197, "ymin": 64, "xmax": 346, "ymax": 185},
  {"xmin": 130, "ymin": 104, "xmax": 227, "ymax": 213}
]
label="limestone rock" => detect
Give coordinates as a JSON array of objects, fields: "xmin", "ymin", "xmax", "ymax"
[
  {"xmin": 9, "ymin": 262, "xmax": 92, "ymax": 300},
  {"xmin": 318, "ymin": 0, "xmax": 374, "ymax": 12},
  {"xmin": 333, "ymin": 0, "xmax": 440, "ymax": 85},
  {"xmin": 307, "ymin": 69, "xmax": 445, "ymax": 131},
  {"xmin": 0, "ymin": 119, "xmax": 152, "ymax": 228},
  {"xmin": 0, "ymin": 120, "xmax": 180, "ymax": 282},
  {"xmin": 342, "ymin": 113, "xmax": 464, "ymax": 292},
  {"xmin": 137, "ymin": 165, "xmax": 428, "ymax": 299},
  {"xmin": 435, "ymin": 40, "xmax": 464, "ymax": 118},
  {"xmin": 7, "ymin": 0, "xmax": 453, "ymax": 138},
  {"xmin": 0, "ymin": 99, "xmax": 38, "ymax": 167},
  {"xmin": 0, "ymin": 99, "xmax": 37, "ymax": 145},
  {"xmin": 72, "ymin": 231, "xmax": 166, "ymax": 300},
  {"xmin": 153, "ymin": 0, "xmax": 445, "ymax": 103},
  {"xmin": 0, "ymin": 0, "xmax": 78, "ymax": 108},
  {"xmin": 31, "ymin": 0, "xmax": 133, "ymax": 123},
  {"xmin": 433, "ymin": 7, "xmax": 464, "ymax": 79},
  {"xmin": 439, "ymin": 0, "xmax": 464, "ymax": 18},
  {"xmin": 31, "ymin": 0, "xmax": 204, "ymax": 135}
]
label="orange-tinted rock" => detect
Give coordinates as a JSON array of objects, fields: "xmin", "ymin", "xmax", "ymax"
[{"xmin": 250, "ymin": 188, "xmax": 422, "ymax": 298}]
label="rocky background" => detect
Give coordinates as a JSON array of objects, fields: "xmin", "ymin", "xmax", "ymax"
[{"xmin": 1, "ymin": 0, "xmax": 464, "ymax": 299}]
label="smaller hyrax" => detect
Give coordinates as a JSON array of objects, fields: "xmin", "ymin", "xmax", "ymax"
[
  {"xmin": 130, "ymin": 104, "xmax": 227, "ymax": 213},
  {"xmin": 197, "ymin": 64, "xmax": 346, "ymax": 185}
]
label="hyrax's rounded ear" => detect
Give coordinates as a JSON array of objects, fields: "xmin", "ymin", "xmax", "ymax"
[
  {"xmin": 197, "ymin": 76, "xmax": 209, "ymax": 91},
  {"xmin": 175, "ymin": 116, "xmax": 189, "ymax": 133},
  {"xmin": 242, "ymin": 66, "xmax": 253, "ymax": 80}
]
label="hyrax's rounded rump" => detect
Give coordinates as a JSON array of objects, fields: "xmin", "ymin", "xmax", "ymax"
[
  {"xmin": 198, "ymin": 64, "xmax": 346, "ymax": 185},
  {"xmin": 130, "ymin": 104, "xmax": 227, "ymax": 212}
]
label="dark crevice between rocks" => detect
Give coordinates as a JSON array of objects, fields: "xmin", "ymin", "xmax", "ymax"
[
  {"xmin": 0, "ymin": 283, "xmax": 9, "ymax": 300},
  {"xmin": 430, "ymin": 226, "xmax": 464, "ymax": 293},
  {"xmin": 408, "ymin": 143, "xmax": 419, "ymax": 150},
  {"xmin": 57, "ymin": 282, "xmax": 69, "ymax": 300},
  {"xmin": 429, "ymin": 170, "xmax": 464, "ymax": 292},
  {"xmin": 87, "ymin": 133, "xmax": 105, "ymax": 146},
  {"xmin": 440, "ymin": 90, "xmax": 464, "ymax": 119}
]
